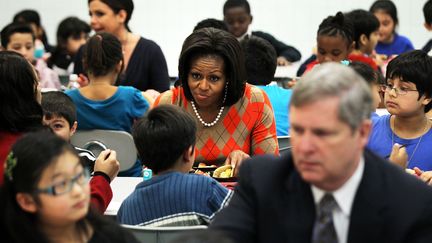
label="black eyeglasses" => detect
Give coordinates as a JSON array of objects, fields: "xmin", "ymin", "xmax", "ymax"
[
  {"xmin": 380, "ymin": 84, "xmax": 418, "ymax": 96},
  {"xmin": 34, "ymin": 170, "xmax": 90, "ymax": 196}
]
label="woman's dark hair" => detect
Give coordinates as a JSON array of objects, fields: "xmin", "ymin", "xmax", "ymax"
[
  {"xmin": 345, "ymin": 9, "xmax": 380, "ymax": 50},
  {"xmin": 132, "ymin": 105, "xmax": 197, "ymax": 174},
  {"xmin": 12, "ymin": 9, "xmax": 51, "ymax": 51},
  {"xmin": 0, "ymin": 51, "xmax": 42, "ymax": 132},
  {"xmin": 0, "ymin": 131, "xmax": 85, "ymax": 242},
  {"xmin": 386, "ymin": 50, "xmax": 432, "ymax": 112},
  {"xmin": 88, "ymin": 0, "xmax": 134, "ymax": 32},
  {"xmin": 370, "ymin": 0, "xmax": 398, "ymax": 26},
  {"xmin": 317, "ymin": 11, "xmax": 354, "ymax": 48},
  {"xmin": 241, "ymin": 36, "xmax": 276, "ymax": 86},
  {"xmin": 83, "ymin": 32, "xmax": 123, "ymax": 77},
  {"xmin": 178, "ymin": 27, "xmax": 246, "ymax": 106}
]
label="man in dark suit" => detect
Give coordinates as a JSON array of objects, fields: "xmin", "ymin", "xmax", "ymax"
[{"xmin": 210, "ymin": 63, "xmax": 432, "ymax": 243}]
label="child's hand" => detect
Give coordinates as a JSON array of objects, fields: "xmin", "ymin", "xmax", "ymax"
[
  {"xmin": 277, "ymin": 56, "xmax": 291, "ymax": 66},
  {"xmin": 94, "ymin": 149, "xmax": 120, "ymax": 182},
  {"xmin": 416, "ymin": 167, "xmax": 432, "ymax": 185},
  {"xmin": 388, "ymin": 143, "xmax": 408, "ymax": 168},
  {"xmin": 371, "ymin": 51, "xmax": 387, "ymax": 67},
  {"xmin": 286, "ymin": 78, "xmax": 298, "ymax": 89}
]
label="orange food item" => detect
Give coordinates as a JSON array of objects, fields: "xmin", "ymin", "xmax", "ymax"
[{"xmin": 194, "ymin": 169, "xmax": 210, "ymax": 177}]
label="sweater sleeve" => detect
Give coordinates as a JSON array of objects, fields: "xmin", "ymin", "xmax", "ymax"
[
  {"xmin": 90, "ymin": 175, "xmax": 113, "ymax": 213},
  {"xmin": 249, "ymin": 86, "xmax": 279, "ymax": 156}
]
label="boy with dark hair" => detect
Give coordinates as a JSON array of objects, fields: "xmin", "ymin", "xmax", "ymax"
[
  {"xmin": 41, "ymin": 91, "xmax": 94, "ymax": 168},
  {"xmin": 1, "ymin": 22, "xmax": 61, "ymax": 90},
  {"xmin": 368, "ymin": 50, "xmax": 432, "ymax": 173},
  {"xmin": 41, "ymin": 91, "xmax": 120, "ymax": 213},
  {"xmin": 118, "ymin": 105, "xmax": 232, "ymax": 226},
  {"xmin": 422, "ymin": 0, "xmax": 432, "ymax": 55},
  {"xmin": 194, "ymin": 18, "xmax": 228, "ymax": 32},
  {"xmin": 242, "ymin": 36, "xmax": 292, "ymax": 136},
  {"xmin": 345, "ymin": 9, "xmax": 380, "ymax": 70},
  {"xmin": 223, "ymin": 0, "xmax": 301, "ymax": 65},
  {"xmin": 48, "ymin": 17, "xmax": 91, "ymax": 76}
]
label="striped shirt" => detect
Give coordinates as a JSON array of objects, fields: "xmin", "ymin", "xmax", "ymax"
[{"xmin": 117, "ymin": 172, "xmax": 233, "ymax": 226}]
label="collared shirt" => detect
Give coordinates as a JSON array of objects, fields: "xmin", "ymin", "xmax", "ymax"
[
  {"xmin": 236, "ymin": 28, "xmax": 252, "ymax": 42},
  {"xmin": 311, "ymin": 156, "xmax": 365, "ymax": 243}
]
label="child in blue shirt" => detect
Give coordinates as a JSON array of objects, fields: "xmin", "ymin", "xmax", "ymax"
[
  {"xmin": 66, "ymin": 32, "xmax": 152, "ymax": 177},
  {"xmin": 370, "ymin": 0, "xmax": 414, "ymax": 57},
  {"xmin": 118, "ymin": 105, "xmax": 232, "ymax": 226},
  {"xmin": 242, "ymin": 36, "xmax": 292, "ymax": 136},
  {"xmin": 367, "ymin": 51, "xmax": 432, "ymax": 177}
]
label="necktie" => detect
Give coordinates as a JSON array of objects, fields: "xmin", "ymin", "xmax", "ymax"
[{"xmin": 311, "ymin": 193, "xmax": 338, "ymax": 243}]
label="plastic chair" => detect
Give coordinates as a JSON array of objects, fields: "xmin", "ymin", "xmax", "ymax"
[
  {"xmin": 122, "ymin": 225, "xmax": 208, "ymax": 243},
  {"xmin": 277, "ymin": 135, "xmax": 291, "ymax": 152},
  {"xmin": 71, "ymin": 130, "xmax": 137, "ymax": 171}
]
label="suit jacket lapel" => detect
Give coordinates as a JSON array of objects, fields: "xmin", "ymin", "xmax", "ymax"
[
  {"xmin": 283, "ymin": 154, "xmax": 316, "ymax": 242},
  {"xmin": 348, "ymin": 150, "xmax": 387, "ymax": 243}
]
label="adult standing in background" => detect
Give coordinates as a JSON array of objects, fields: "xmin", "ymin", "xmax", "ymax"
[
  {"xmin": 154, "ymin": 28, "xmax": 278, "ymax": 175},
  {"xmin": 74, "ymin": 0, "xmax": 170, "ymax": 94},
  {"xmin": 211, "ymin": 63, "xmax": 432, "ymax": 243}
]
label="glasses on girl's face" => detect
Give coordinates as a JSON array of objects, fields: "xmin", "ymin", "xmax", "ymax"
[
  {"xmin": 35, "ymin": 169, "xmax": 90, "ymax": 196},
  {"xmin": 380, "ymin": 84, "xmax": 418, "ymax": 96}
]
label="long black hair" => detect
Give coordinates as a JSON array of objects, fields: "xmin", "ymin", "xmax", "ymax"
[
  {"xmin": 0, "ymin": 131, "xmax": 86, "ymax": 242},
  {"xmin": 88, "ymin": 0, "xmax": 134, "ymax": 32},
  {"xmin": 0, "ymin": 51, "xmax": 43, "ymax": 132}
]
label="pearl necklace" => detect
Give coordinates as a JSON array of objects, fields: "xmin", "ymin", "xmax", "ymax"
[
  {"xmin": 190, "ymin": 82, "xmax": 228, "ymax": 127},
  {"xmin": 391, "ymin": 117, "xmax": 429, "ymax": 166},
  {"xmin": 191, "ymin": 101, "xmax": 224, "ymax": 127}
]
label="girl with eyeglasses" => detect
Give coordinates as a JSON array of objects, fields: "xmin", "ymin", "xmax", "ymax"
[
  {"xmin": 0, "ymin": 131, "xmax": 138, "ymax": 243},
  {"xmin": 367, "ymin": 50, "xmax": 432, "ymax": 185}
]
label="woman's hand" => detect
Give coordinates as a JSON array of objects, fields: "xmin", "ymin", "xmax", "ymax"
[
  {"xmin": 388, "ymin": 143, "xmax": 408, "ymax": 168},
  {"xmin": 224, "ymin": 150, "xmax": 250, "ymax": 176},
  {"xmin": 142, "ymin": 89, "xmax": 159, "ymax": 106},
  {"xmin": 144, "ymin": 89, "xmax": 160, "ymax": 100}
]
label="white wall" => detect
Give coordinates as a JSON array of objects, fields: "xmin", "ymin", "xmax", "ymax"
[{"xmin": 1, "ymin": 0, "xmax": 429, "ymax": 76}]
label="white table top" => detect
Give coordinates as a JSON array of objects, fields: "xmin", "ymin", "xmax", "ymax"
[
  {"xmin": 105, "ymin": 177, "xmax": 143, "ymax": 216},
  {"xmin": 376, "ymin": 108, "xmax": 390, "ymax": 116},
  {"xmin": 274, "ymin": 62, "xmax": 301, "ymax": 78}
]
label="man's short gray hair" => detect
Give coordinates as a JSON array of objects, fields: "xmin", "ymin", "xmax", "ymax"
[{"xmin": 290, "ymin": 63, "xmax": 373, "ymax": 130}]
